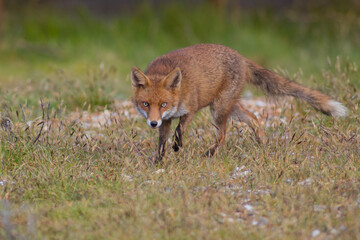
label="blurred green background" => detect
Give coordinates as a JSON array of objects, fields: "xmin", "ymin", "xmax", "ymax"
[{"xmin": 0, "ymin": 0, "xmax": 359, "ymax": 109}]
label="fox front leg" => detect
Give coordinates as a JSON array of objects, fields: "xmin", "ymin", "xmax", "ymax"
[
  {"xmin": 172, "ymin": 113, "xmax": 194, "ymax": 152},
  {"xmin": 156, "ymin": 119, "xmax": 172, "ymax": 163},
  {"xmin": 172, "ymin": 124, "xmax": 182, "ymax": 152}
]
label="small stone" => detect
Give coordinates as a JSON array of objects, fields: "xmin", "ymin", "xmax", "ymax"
[
  {"xmin": 312, "ymin": 229, "xmax": 320, "ymax": 237},
  {"xmin": 153, "ymin": 169, "xmax": 165, "ymax": 174},
  {"xmin": 244, "ymin": 204, "xmax": 254, "ymax": 212},
  {"xmin": 297, "ymin": 178, "xmax": 312, "ymax": 186}
]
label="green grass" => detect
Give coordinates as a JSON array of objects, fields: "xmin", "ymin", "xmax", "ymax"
[
  {"xmin": 1, "ymin": 57, "xmax": 359, "ymax": 239},
  {"xmin": 0, "ymin": 3, "xmax": 360, "ymax": 239}
]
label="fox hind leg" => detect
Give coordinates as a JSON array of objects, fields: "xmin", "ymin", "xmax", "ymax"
[
  {"xmin": 231, "ymin": 101, "xmax": 265, "ymax": 144},
  {"xmin": 205, "ymin": 99, "xmax": 237, "ymax": 157}
]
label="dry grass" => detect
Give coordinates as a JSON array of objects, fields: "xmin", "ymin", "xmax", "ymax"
[{"xmin": 0, "ymin": 59, "xmax": 359, "ymax": 240}]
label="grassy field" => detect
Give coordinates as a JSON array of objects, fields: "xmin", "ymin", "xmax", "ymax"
[{"xmin": 0, "ymin": 3, "xmax": 360, "ymax": 239}]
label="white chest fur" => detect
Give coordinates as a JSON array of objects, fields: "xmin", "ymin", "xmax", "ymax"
[
  {"xmin": 162, "ymin": 104, "xmax": 189, "ymax": 120},
  {"xmin": 172, "ymin": 105, "xmax": 188, "ymax": 118}
]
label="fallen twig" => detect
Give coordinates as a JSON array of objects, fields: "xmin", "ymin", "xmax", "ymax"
[{"xmin": 33, "ymin": 98, "xmax": 45, "ymax": 144}]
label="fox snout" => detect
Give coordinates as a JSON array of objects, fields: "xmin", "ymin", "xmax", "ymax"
[
  {"xmin": 146, "ymin": 119, "xmax": 162, "ymax": 128},
  {"xmin": 134, "ymin": 105, "xmax": 162, "ymax": 128}
]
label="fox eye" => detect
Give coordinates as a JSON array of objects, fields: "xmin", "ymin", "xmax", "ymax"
[
  {"xmin": 161, "ymin": 102, "xmax": 167, "ymax": 108},
  {"xmin": 142, "ymin": 102, "xmax": 149, "ymax": 107}
]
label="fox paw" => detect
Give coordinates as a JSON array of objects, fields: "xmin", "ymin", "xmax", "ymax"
[
  {"xmin": 172, "ymin": 141, "xmax": 183, "ymax": 152},
  {"xmin": 153, "ymin": 155, "xmax": 164, "ymax": 165},
  {"xmin": 172, "ymin": 144, "xmax": 180, "ymax": 152}
]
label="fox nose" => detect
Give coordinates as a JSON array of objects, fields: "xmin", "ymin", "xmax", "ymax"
[{"xmin": 147, "ymin": 119, "xmax": 162, "ymax": 128}]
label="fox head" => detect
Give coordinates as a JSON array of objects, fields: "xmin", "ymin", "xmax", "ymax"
[{"xmin": 131, "ymin": 66, "xmax": 182, "ymax": 128}]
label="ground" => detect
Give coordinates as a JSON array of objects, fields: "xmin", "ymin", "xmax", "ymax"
[{"xmin": 1, "ymin": 89, "xmax": 359, "ymax": 239}]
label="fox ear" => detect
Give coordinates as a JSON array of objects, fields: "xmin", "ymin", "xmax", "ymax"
[
  {"xmin": 131, "ymin": 66, "xmax": 151, "ymax": 88},
  {"xmin": 162, "ymin": 67, "xmax": 182, "ymax": 89}
]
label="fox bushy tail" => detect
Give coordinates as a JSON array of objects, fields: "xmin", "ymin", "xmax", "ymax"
[{"xmin": 246, "ymin": 61, "xmax": 347, "ymax": 117}]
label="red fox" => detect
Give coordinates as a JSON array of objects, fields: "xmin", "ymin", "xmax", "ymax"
[{"xmin": 131, "ymin": 44, "xmax": 347, "ymax": 161}]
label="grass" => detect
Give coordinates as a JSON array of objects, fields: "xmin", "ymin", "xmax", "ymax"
[
  {"xmin": 1, "ymin": 57, "xmax": 359, "ymax": 239},
  {"xmin": 0, "ymin": 3, "xmax": 360, "ymax": 239}
]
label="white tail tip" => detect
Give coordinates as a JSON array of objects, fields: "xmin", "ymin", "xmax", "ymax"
[{"xmin": 328, "ymin": 100, "xmax": 348, "ymax": 117}]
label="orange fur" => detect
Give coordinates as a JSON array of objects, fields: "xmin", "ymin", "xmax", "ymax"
[{"xmin": 131, "ymin": 44, "xmax": 347, "ymax": 162}]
